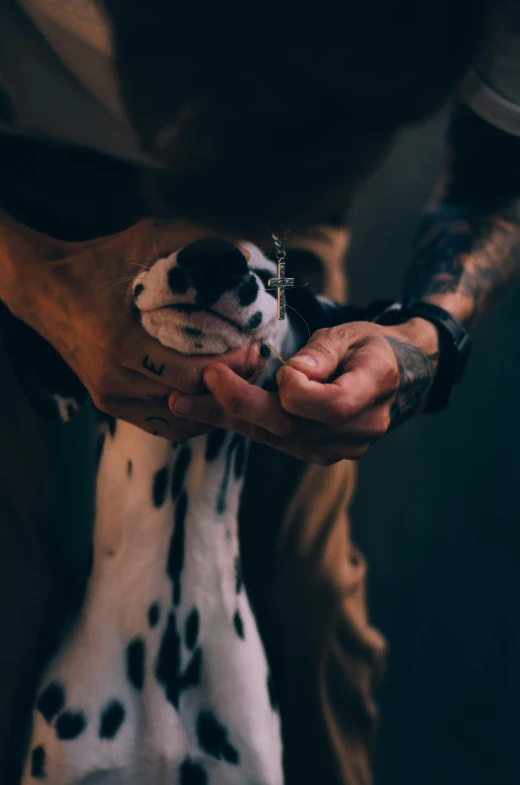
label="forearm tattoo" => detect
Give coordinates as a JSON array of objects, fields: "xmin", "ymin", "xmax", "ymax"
[
  {"xmin": 404, "ymin": 103, "xmax": 520, "ymax": 333},
  {"xmin": 386, "ymin": 337, "xmax": 439, "ymax": 426}
]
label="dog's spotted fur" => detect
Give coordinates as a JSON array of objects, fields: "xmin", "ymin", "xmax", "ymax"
[{"xmin": 22, "ymin": 239, "xmax": 304, "ymax": 785}]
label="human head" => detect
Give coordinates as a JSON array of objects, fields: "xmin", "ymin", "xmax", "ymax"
[{"xmin": 102, "ymin": 0, "xmax": 491, "ymax": 239}]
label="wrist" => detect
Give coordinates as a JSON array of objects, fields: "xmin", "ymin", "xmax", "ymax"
[
  {"xmin": 387, "ymin": 316, "xmax": 441, "ymax": 358},
  {"xmin": 369, "ymin": 298, "xmax": 471, "ymax": 413}
]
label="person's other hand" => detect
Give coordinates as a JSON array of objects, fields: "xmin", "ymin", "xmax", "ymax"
[
  {"xmin": 1, "ymin": 215, "xmax": 262, "ymax": 439},
  {"xmin": 168, "ymin": 318, "xmax": 440, "ymax": 463}
]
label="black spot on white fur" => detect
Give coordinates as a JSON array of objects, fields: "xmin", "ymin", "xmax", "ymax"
[
  {"xmin": 99, "ymin": 699, "xmax": 126, "ymax": 739},
  {"xmin": 233, "ymin": 611, "xmax": 245, "ymax": 639},
  {"xmin": 155, "ymin": 611, "xmax": 202, "ymax": 709},
  {"xmin": 152, "ymin": 466, "xmax": 169, "ymax": 507},
  {"xmin": 98, "ymin": 411, "xmax": 116, "ymax": 438},
  {"xmin": 181, "ymin": 648, "xmax": 202, "ymax": 691},
  {"xmin": 217, "ymin": 434, "xmax": 243, "ymax": 515},
  {"xmin": 179, "ymin": 758, "xmax": 208, "ymax": 785},
  {"xmin": 55, "ymin": 710, "xmax": 87, "ymax": 740},
  {"xmin": 30, "ymin": 745, "xmax": 46, "ymax": 779},
  {"xmin": 133, "ymin": 283, "xmax": 144, "ymax": 299},
  {"xmin": 236, "ymin": 275, "xmax": 259, "ymax": 307},
  {"xmin": 185, "ymin": 608, "xmax": 200, "ymax": 650},
  {"xmin": 25, "ymin": 240, "xmax": 287, "ymax": 782},
  {"xmin": 196, "ymin": 710, "xmax": 240, "ymax": 764},
  {"xmin": 246, "ymin": 311, "xmax": 262, "ymax": 330},
  {"xmin": 127, "ymin": 638, "xmax": 145, "ymax": 690},
  {"xmin": 148, "ymin": 602, "xmax": 160, "ymax": 627},
  {"xmin": 168, "ymin": 266, "xmax": 189, "ymax": 294},
  {"xmin": 36, "ymin": 682, "xmax": 65, "ymax": 723},
  {"xmin": 233, "ymin": 436, "xmax": 246, "ymax": 480},
  {"xmin": 183, "ymin": 326, "xmax": 203, "ymax": 338},
  {"xmin": 204, "ymin": 429, "xmax": 227, "ymax": 462},
  {"xmin": 155, "ymin": 612, "xmax": 182, "ymax": 708},
  {"xmin": 168, "ymin": 489, "xmax": 187, "ymax": 606},
  {"xmin": 171, "ymin": 446, "xmax": 191, "ymax": 500}
]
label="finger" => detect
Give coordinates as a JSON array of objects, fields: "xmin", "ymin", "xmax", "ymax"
[
  {"xmin": 87, "ymin": 364, "xmax": 173, "ymax": 412},
  {"xmin": 172, "ymin": 364, "xmax": 300, "ymax": 439},
  {"xmin": 95, "ymin": 397, "xmax": 211, "ymax": 439},
  {"xmin": 284, "ymin": 330, "xmax": 345, "ymax": 381},
  {"xmin": 315, "ymin": 404, "xmax": 392, "ymax": 444},
  {"xmin": 276, "ymin": 354, "xmax": 392, "ymax": 425},
  {"xmin": 131, "ymin": 418, "xmax": 211, "ymax": 441},
  {"xmin": 122, "ymin": 336, "xmax": 263, "ymax": 393},
  {"xmin": 169, "ymin": 384, "xmax": 370, "ymax": 462}
]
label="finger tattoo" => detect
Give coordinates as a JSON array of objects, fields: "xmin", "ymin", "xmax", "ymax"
[{"xmin": 143, "ymin": 355, "xmax": 165, "ymax": 376}]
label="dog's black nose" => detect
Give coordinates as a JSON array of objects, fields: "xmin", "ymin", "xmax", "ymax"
[{"xmin": 176, "ymin": 238, "xmax": 249, "ymax": 305}]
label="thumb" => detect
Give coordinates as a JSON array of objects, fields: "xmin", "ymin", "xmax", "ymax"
[{"xmin": 283, "ymin": 333, "xmax": 343, "ymax": 382}]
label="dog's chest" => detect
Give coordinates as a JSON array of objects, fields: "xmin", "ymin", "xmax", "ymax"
[{"xmin": 22, "ymin": 421, "xmax": 283, "ymax": 785}]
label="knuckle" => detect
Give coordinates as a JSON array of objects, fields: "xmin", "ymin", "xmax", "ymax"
[
  {"xmin": 385, "ymin": 363, "xmax": 400, "ymax": 392},
  {"xmin": 323, "ymin": 401, "xmax": 352, "ymax": 425},
  {"xmin": 276, "ymin": 418, "xmax": 295, "ymax": 439},
  {"xmin": 311, "ymin": 327, "xmax": 330, "ymax": 343},
  {"xmin": 91, "ymin": 365, "xmax": 115, "ymax": 397},
  {"xmin": 378, "ymin": 352, "xmax": 400, "ymax": 390},
  {"xmin": 92, "ymin": 392, "xmax": 116, "ymax": 415},
  {"xmin": 178, "ymin": 366, "xmax": 204, "ymax": 393},
  {"xmin": 253, "ymin": 426, "xmax": 282, "ymax": 449},
  {"xmin": 310, "ymin": 335, "xmax": 337, "ymax": 361},
  {"xmin": 375, "ymin": 412, "xmax": 392, "ymax": 439},
  {"xmin": 205, "ymin": 407, "xmax": 226, "ymax": 427},
  {"xmin": 226, "ymin": 395, "xmax": 244, "ymax": 417},
  {"xmin": 349, "ymin": 444, "xmax": 370, "ymax": 461},
  {"xmin": 365, "ymin": 409, "xmax": 392, "ymax": 441}
]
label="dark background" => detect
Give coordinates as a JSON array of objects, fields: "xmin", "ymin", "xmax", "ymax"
[
  {"xmin": 52, "ymin": 110, "xmax": 520, "ymax": 785},
  {"xmin": 348, "ymin": 110, "xmax": 520, "ymax": 785}
]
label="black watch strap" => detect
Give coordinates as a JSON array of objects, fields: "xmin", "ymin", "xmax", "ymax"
[
  {"xmin": 282, "ymin": 288, "xmax": 471, "ymax": 414},
  {"xmin": 370, "ymin": 298, "xmax": 471, "ymax": 413}
]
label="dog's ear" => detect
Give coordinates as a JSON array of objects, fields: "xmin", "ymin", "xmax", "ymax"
[{"xmin": 0, "ymin": 304, "xmax": 87, "ymax": 423}]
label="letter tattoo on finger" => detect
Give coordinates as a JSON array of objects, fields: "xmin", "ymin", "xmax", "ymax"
[{"xmin": 143, "ymin": 355, "xmax": 165, "ymax": 376}]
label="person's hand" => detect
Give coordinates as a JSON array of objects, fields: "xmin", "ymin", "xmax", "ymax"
[
  {"xmin": 168, "ymin": 318, "xmax": 440, "ymax": 464},
  {"xmin": 1, "ymin": 214, "xmax": 262, "ymax": 439}
]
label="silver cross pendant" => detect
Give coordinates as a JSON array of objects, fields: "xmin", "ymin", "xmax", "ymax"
[{"xmin": 268, "ymin": 231, "xmax": 294, "ymax": 320}]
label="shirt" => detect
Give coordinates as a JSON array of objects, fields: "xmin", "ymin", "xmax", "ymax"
[{"xmin": 0, "ymin": 0, "xmax": 519, "ymax": 166}]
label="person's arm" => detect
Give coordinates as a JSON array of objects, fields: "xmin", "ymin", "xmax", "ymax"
[
  {"xmin": 170, "ymin": 104, "xmax": 520, "ymax": 463},
  {"xmin": 0, "ymin": 213, "xmax": 261, "ymax": 435},
  {"xmin": 405, "ymin": 101, "xmax": 520, "ymax": 332}
]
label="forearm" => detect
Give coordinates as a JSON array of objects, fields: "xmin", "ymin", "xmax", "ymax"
[
  {"xmin": 404, "ymin": 103, "xmax": 520, "ymax": 333},
  {"xmin": 0, "ymin": 210, "xmax": 38, "ymax": 317},
  {"xmin": 0, "ymin": 210, "xmax": 66, "ymax": 332}
]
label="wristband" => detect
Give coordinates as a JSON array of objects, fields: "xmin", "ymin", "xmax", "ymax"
[{"xmin": 370, "ymin": 298, "xmax": 471, "ymax": 413}]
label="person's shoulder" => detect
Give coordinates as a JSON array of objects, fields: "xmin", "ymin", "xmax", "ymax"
[{"xmin": 458, "ymin": 0, "xmax": 520, "ymax": 137}]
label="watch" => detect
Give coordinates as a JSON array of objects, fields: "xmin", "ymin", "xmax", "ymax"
[{"xmin": 369, "ymin": 298, "xmax": 472, "ymax": 413}]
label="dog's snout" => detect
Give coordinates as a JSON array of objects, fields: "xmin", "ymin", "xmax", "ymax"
[{"xmin": 176, "ymin": 238, "xmax": 249, "ymax": 301}]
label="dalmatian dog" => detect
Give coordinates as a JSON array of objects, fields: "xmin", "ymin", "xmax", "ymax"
[{"xmin": 21, "ymin": 238, "xmax": 307, "ymax": 785}]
